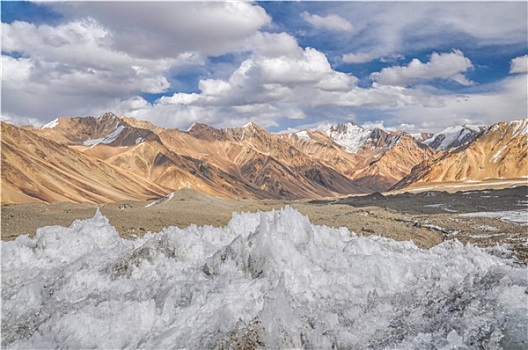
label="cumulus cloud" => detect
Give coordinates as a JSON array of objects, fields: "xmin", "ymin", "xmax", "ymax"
[
  {"xmin": 51, "ymin": 2, "xmax": 271, "ymax": 58},
  {"xmin": 0, "ymin": 113, "xmax": 41, "ymax": 127},
  {"xmin": 95, "ymin": 37, "xmax": 523, "ymax": 132},
  {"xmin": 2, "ymin": 2, "xmax": 525, "ymax": 132},
  {"xmin": 1, "ymin": 19, "xmax": 200, "ymax": 120},
  {"xmin": 387, "ymin": 74, "xmax": 528, "ymax": 132},
  {"xmin": 1, "ymin": 2, "xmax": 271, "ymax": 123},
  {"xmin": 371, "ymin": 50, "xmax": 474, "ymax": 87},
  {"xmin": 112, "ymin": 47, "xmax": 470, "ymax": 130},
  {"xmin": 244, "ymin": 32, "xmax": 300, "ymax": 58},
  {"xmin": 342, "ymin": 53, "xmax": 375, "ymax": 64},
  {"xmin": 301, "ymin": 12, "xmax": 353, "ymax": 32},
  {"xmin": 510, "ymin": 55, "xmax": 528, "ymax": 74},
  {"xmin": 111, "ymin": 39, "xmax": 362, "ymax": 129}
]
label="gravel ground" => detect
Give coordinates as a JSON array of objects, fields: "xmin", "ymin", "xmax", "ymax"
[
  {"xmin": 314, "ymin": 186, "xmax": 528, "ymax": 263},
  {"xmin": 2, "ymin": 186, "xmax": 527, "ymax": 263}
]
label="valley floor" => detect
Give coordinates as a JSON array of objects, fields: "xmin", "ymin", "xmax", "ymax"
[{"xmin": 2, "ymin": 185, "xmax": 527, "ymax": 263}]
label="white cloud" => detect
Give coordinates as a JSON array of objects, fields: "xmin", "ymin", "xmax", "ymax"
[
  {"xmin": 327, "ymin": 2, "xmax": 527, "ymax": 62},
  {"xmin": 102, "ymin": 37, "xmax": 520, "ymax": 132},
  {"xmin": 258, "ymin": 48, "xmax": 356, "ymax": 89},
  {"xmin": 244, "ymin": 32, "xmax": 300, "ymax": 58},
  {"xmin": 52, "ymin": 2, "xmax": 271, "ymax": 58},
  {"xmin": 371, "ymin": 50, "xmax": 474, "ymax": 87},
  {"xmin": 1, "ymin": 2, "xmax": 271, "ymax": 123},
  {"xmin": 301, "ymin": 12, "xmax": 353, "ymax": 32},
  {"xmin": 2, "ymin": 2, "xmax": 525, "ymax": 133},
  {"xmin": 342, "ymin": 53, "xmax": 375, "ymax": 64},
  {"xmin": 2, "ymin": 20, "xmax": 199, "ymax": 74},
  {"xmin": 110, "ymin": 46, "xmax": 471, "ymax": 131},
  {"xmin": 106, "ymin": 40, "xmax": 361, "ymax": 129},
  {"xmin": 361, "ymin": 120, "xmax": 399, "ymax": 132},
  {"xmin": 0, "ymin": 113, "xmax": 41, "ymax": 127},
  {"xmin": 510, "ymin": 55, "xmax": 528, "ymax": 74},
  {"xmin": 388, "ymin": 74, "xmax": 528, "ymax": 132},
  {"xmin": 1, "ymin": 19, "xmax": 193, "ymax": 120}
]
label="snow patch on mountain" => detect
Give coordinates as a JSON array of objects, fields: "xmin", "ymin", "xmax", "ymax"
[
  {"xmin": 2, "ymin": 208, "xmax": 526, "ymax": 348},
  {"xmin": 83, "ymin": 125, "xmax": 125, "ymax": 147},
  {"xmin": 509, "ymin": 118, "xmax": 528, "ymax": 137},
  {"xmin": 326, "ymin": 123, "xmax": 372, "ymax": 153},
  {"xmin": 492, "ymin": 145, "xmax": 508, "ymax": 163},
  {"xmin": 41, "ymin": 118, "xmax": 59, "ymax": 129},
  {"xmin": 293, "ymin": 130, "xmax": 311, "ymax": 141},
  {"xmin": 423, "ymin": 125, "xmax": 484, "ymax": 150}
]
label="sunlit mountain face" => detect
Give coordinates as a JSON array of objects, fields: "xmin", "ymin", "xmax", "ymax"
[{"xmin": 2, "ymin": 114, "xmax": 526, "ymax": 204}]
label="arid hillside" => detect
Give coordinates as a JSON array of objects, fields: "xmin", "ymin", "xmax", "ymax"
[
  {"xmin": 3, "ymin": 114, "xmax": 526, "ymax": 204},
  {"xmin": 394, "ymin": 119, "xmax": 528, "ymax": 189},
  {"xmin": 1, "ymin": 122, "xmax": 169, "ymax": 204}
]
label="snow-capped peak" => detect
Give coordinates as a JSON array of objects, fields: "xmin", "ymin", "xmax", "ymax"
[
  {"xmin": 423, "ymin": 124, "xmax": 485, "ymax": 151},
  {"xmin": 242, "ymin": 121, "xmax": 256, "ymax": 128},
  {"xmin": 326, "ymin": 122, "xmax": 371, "ymax": 154}
]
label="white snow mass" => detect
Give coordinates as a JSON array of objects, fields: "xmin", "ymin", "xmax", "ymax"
[
  {"xmin": 83, "ymin": 125, "xmax": 125, "ymax": 147},
  {"xmin": 41, "ymin": 118, "xmax": 59, "ymax": 129},
  {"xmin": 2, "ymin": 208, "xmax": 527, "ymax": 349},
  {"xmin": 326, "ymin": 123, "xmax": 372, "ymax": 154}
]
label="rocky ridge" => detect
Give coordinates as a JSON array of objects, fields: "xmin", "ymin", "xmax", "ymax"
[
  {"xmin": 394, "ymin": 119, "xmax": 528, "ymax": 189},
  {"xmin": 3, "ymin": 113, "xmax": 526, "ymax": 204}
]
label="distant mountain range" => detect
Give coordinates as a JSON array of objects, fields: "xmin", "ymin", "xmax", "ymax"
[{"xmin": 1, "ymin": 113, "xmax": 526, "ymax": 204}]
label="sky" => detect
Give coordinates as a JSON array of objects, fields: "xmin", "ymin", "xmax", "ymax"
[{"xmin": 1, "ymin": 1, "xmax": 527, "ymax": 133}]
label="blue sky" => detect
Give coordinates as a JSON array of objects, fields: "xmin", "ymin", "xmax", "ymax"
[{"xmin": 2, "ymin": 1, "xmax": 527, "ymax": 133}]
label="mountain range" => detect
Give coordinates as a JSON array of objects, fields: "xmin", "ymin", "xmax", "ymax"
[{"xmin": 1, "ymin": 113, "xmax": 526, "ymax": 204}]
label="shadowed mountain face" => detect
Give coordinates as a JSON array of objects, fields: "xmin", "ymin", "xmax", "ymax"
[{"xmin": 3, "ymin": 113, "xmax": 526, "ymax": 204}]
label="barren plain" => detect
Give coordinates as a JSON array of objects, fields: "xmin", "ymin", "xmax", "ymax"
[{"xmin": 2, "ymin": 185, "xmax": 526, "ymax": 263}]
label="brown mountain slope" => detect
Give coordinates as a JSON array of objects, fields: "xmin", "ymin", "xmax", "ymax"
[
  {"xmin": 352, "ymin": 132, "xmax": 435, "ymax": 191},
  {"xmin": 9, "ymin": 113, "xmax": 439, "ymax": 203},
  {"xmin": 1, "ymin": 122, "xmax": 170, "ymax": 204},
  {"xmin": 24, "ymin": 117, "xmax": 368, "ymax": 200},
  {"xmin": 394, "ymin": 119, "xmax": 528, "ymax": 189},
  {"xmin": 164, "ymin": 122, "xmax": 368, "ymax": 198},
  {"xmin": 29, "ymin": 113, "xmax": 161, "ymax": 147},
  {"xmin": 316, "ymin": 123, "xmax": 435, "ymax": 192},
  {"xmin": 12, "ymin": 113, "xmax": 498, "ymax": 203}
]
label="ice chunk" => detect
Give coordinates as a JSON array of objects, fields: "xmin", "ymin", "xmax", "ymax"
[{"xmin": 2, "ymin": 207, "xmax": 527, "ymax": 349}]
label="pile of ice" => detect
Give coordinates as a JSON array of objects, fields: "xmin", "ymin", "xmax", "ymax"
[{"xmin": 2, "ymin": 207, "xmax": 527, "ymax": 349}]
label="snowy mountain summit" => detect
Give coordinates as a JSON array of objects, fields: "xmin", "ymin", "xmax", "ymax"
[
  {"xmin": 423, "ymin": 124, "xmax": 485, "ymax": 151},
  {"xmin": 325, "ymin": 122, "xmax": 372, "ymax": 154}
]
